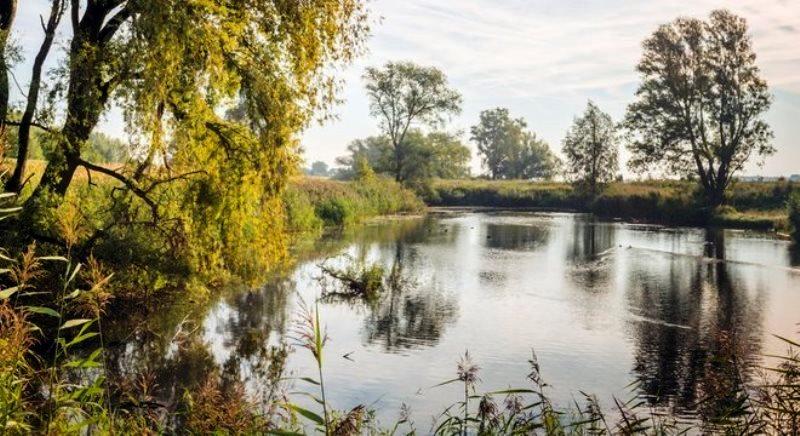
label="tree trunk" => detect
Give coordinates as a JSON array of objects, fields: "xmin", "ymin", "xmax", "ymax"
[
  {"xmin": 6, "ymin": 0, "xmax": 63, "ymax": 192},
  {"xmin": 705, "ymin": 183, "xmax": 726, "ymax": 209},
  {"xmin": 26, "ymin": 3, "xmax": 113, "ymax": 209},
  {"xmin": 394, "ymin": 142, "xmax": 403, "ymax": 182},
  {"xmin": 0, "ymin": 0, "xmax": 17, "ymax": 137}
]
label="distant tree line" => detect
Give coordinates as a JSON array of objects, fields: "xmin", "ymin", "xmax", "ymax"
[{"xmin": 325, "ymin": 9, "xmax": 774, "ymax": 211}]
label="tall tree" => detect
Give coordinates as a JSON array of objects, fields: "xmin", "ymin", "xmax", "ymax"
[
  {"xmin": 8, "ymin": 1, "xmax": 369, "ymax": 277},
  {"xmin": 562, "ymin": 101, "xmax": 619, "ymax": 195},
  {"xmin": 511, "ymin": 132, "xmax": 560, "ymax": 180},
  {"xmin": 471, "ymin": 107, "xmax": 558, "ymax": 180},
  {"xmin": 624, "ymin": 9, "xmax": 773, "ymax": 207},
  {"xmin": 5, "ymin": 0, "xmax": 65, "ymax": 192},
  {"xmin": 471, "ymin": 108, "xmax": 519, "ymax": 179},
  {"xmin": 363, "ymin": 61, "xmax": 462, "ymax": 182}
]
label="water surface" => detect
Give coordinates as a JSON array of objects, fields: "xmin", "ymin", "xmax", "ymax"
[{"xmin": 110, "ymin": 211, "xmax": 800, "ymax": 426}]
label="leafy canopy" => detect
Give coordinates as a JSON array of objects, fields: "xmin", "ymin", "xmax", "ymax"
[
  {"xmin": 17, "ymin": 0, "xmax": 371, "ymax": 281},
  {"xmin": 623, "ymin": 9, "xmax": 773, "ymax": 206},
  {"xmin": 335, "ymin": 129, "xmax": 471, "ymax": 181},
  {"xmin": 562, "ymin": 101, "xmax": 619, "ymax": 194},
  {"xmin": 363, "ymin": 61, "xmax": 462, "ymax": 181},
  {"xmin": 471, "ymin": 107, "xmax": 560, "ymax": 180}
]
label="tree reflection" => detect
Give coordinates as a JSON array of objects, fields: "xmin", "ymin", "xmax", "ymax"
[
  {"xmin": 362, "ymin": 241, "xmax": 459, "ymax": 351},
  {"xmin": 566, "ymin": 219, "xmax": 616, "ymax": 291},
  {"xmin": 789, "ymin": 245, "xmax": 800, "ymax": 267},
  {"xmin": 626, "ymin": 229, "xmax": 765, "ymax": 424},
  {"xmin": 484, "ymin": 222, "xmax": 550, "ymax": 251}
]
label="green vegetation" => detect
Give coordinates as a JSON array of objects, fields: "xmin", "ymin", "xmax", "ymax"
[
  {"xmin": 562, "ymin": 101, "xmax": 620, "ymax": 196},
  {"xmin": 334, "ymin": 129, "xmax": 471, "ymax": 182},
  {"xmin": 471, "ymin": 107, "xmax": 560, "ymax": 180},
  {"xmin": 2, "ymin": 232, "xmax": 799, "ymax": 434},
  {"xmin": 427, "ymin": 178, "xmax": 796, "ymax": 230},
  {"xmin": 1, "ymin": 2, "xmax": 797, "ymax": 433},
  {"xmin": 363, "ymin": 61, "xmax": 463, "ymax": 183},
  {"xmin": 623, "ymin": 10, "xmax": 773, "ymax": 208},
  {"xmin": 284, "ymin": 175, "xmax": 424, "ymax": 232},
  {"xmin": 305, "ymin": 160, "xmax": 332, "ymax": 178},
  {"xmin": 789, "ymin": 191, "xmax": 800, "ymax": 242}
]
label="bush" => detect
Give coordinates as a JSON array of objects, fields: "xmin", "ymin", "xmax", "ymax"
[
  {"xmin": 789, "ymin": 191, "xmax": 800, "ymax": 242},
  {"xmin": 284, "ymin": 176, "xmax": 424, "ymax": 231}
]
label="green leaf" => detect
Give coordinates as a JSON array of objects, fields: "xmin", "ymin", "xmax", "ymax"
[
  {"xmin": 0, "ymin": 286, "xmax": 19, "ymax": 300},
  {"xmin": 298, "ymin": 377, "xmax": 320, "ymax": 386},
  {"xmin": 66, "ymin": 332, "xmax": 99, "ymax": 348},
  {"xmin": 60, "ymin": 319, "xmax": 93, "ymax": 330},
  {"xmin": 38, "ymin": 256, "xmax": 68, "ymax": 262},
  {"xmin": 430, "ymin": 377, "xmax": 460, "ymax": 388},
  {"xmin": 287, "ymin": 403, "xmax": 325, "ymax": 425},
  {"xmin": 67, "ymin": 263, "xmax": 82, "ymax": 284},
  {"xmin": 26, "ymin": 306, "xmax": 61, "ymax": 318}
]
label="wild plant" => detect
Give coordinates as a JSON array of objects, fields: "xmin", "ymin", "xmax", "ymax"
[{"xmin": 288, "ymin": 300, "xmax": 378, "ymax": 435}]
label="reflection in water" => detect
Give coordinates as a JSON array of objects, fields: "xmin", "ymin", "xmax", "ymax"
[
  {"xmin": 364, "ymin": 242, "xmax": 459, "ymax": 351},
  {"xmin": 626, "ymin": 229, "xmax": 765, "ymax": 421},
  {"xmin": 484, "ymin": 222, "xmax": 550, "ymax": 251},
  {"xmin": 103, "ymin": 213, "xmax": 800, "ymax": 425},
  {"xmin": 567, "ymin": 219, "xmax": 616, "ymax": 264},
  {"xmin": 566, "ymin": 220, "xmax": 616, "ymax": 291}
]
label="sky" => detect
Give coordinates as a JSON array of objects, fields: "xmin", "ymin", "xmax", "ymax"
[{"xmin": 12, "ymin": 0, "xmax": 800, "ymax": 177}]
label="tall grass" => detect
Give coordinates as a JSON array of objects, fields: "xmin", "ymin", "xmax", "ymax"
[
  {"xmin": 427, "ymin": 178, "xmax": 795, "ymax": 230},
  {"xmin": 285, "ymin": 175, "xmax": 424, "ymax": 232},
  {"xmin": 283, "ymin": 302, "xmax": 799, "ymax": 435}
]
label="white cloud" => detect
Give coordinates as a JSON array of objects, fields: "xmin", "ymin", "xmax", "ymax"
[{"xmin": 303, "ymin": 0, "xmax": 800, "ymax": 176}]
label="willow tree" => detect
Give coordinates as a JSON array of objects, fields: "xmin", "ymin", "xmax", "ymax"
[
  {"xmin": 363, "ymin": 61, "xmax": 462, "ymax": 182},
  {"xmin": 16, "ymin": 0, "xmax": 369, "ymax": 276},
  {"xmin": 624, "ymin": 9, "xmax": 773, "ymax": 207},
  {"xmin": 562, "ymin": 101, "xmax": 619, "ymax": 196}
]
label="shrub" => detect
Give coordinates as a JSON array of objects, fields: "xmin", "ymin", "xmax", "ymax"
[
  {"xmin": 789, "ymin": 191, "xmax": 800, "ymax": 242},
  {"xmin": 285, "ymin": 176, "xmax": 423, "ymax": 231}
]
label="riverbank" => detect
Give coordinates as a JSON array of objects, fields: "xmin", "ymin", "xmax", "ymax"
[
  {"xmin": 425, "ymin": 178, "xmax": 794, "ymax": 231},
  {"xmin": 284, "ymin": 175, "xmax": 424, "ymax": 232}
]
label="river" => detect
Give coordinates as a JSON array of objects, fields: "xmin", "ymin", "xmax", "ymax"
[{"xmin": 107, "ymin": 210, "xmax": 800, "ymax": 428}]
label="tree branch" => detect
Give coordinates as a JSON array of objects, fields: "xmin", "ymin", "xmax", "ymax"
[
  {"xmin": 98, "ymin": 4, "xmax": 131, "ymax": 44},
  {"xmin": 77, "ymin": 158, "xmax": 159, "ymax": 220},
  {"xmin": 4, "ymin": 119, "xmax": 54, "ymax": 133}
]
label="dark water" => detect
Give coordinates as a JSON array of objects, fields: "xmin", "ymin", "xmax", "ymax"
[{"xmin": 107, "ymin": 211, "xmax": 800, "ymax": 426}]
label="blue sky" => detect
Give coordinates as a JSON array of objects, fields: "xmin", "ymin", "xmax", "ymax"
[{"xmin": 14, "ymin": 0, "xmax": 800, "ymax": 177}]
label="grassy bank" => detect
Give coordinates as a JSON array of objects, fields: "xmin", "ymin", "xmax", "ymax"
[
  {"xmin": 284, "ymin": 175, "xmax": 424, "ymax": 233},
  {"xmin": 426, "ymin": 178, "xmax": 795, "ymax": 231}
]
